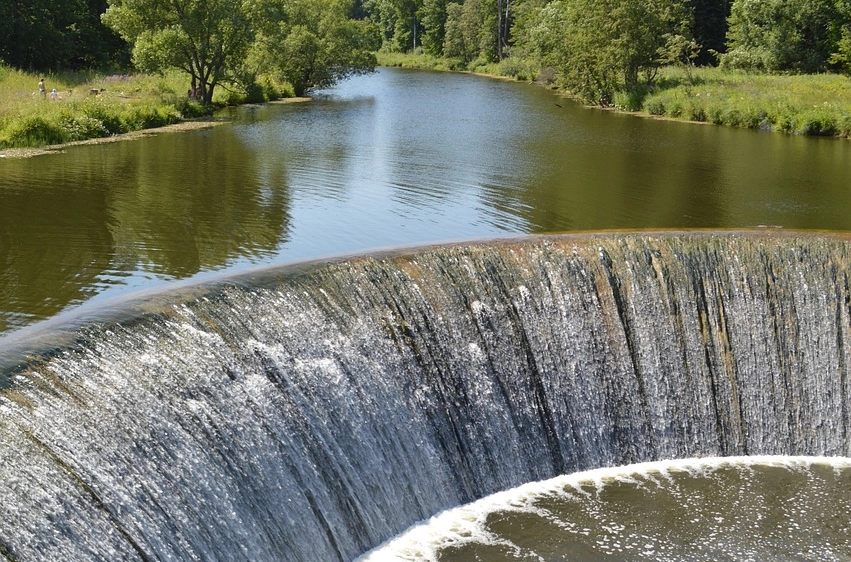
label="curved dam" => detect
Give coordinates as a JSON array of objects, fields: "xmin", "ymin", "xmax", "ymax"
[{"xmin": 1, "ymin": 232, "xmax": 850, "ymax": 561}]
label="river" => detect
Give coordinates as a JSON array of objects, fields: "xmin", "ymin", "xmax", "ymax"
[
  {"xmin": 1, "ymin": 67, "xmax": 849, "ymax": 339},
  {"xmin": 1, "ymin": 68, "xmax": 851, "ymax": 562}
]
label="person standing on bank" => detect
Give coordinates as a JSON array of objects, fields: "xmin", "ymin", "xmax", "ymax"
[{"xmin": 38, "ymin": 79, "xmax": 46, "ymax": 98}]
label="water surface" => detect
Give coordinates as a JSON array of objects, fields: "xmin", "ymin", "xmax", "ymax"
[
  {"xmin": 360, "ymin": 457, "xmax": 851, "ymax": 561},
  {"xmin": 1, "ymin": 67, "xmax": 849, "ymax": 338}
]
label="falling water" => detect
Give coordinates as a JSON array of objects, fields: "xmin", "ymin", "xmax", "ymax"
[{"xmin": 1, "ymin": 232, "xmax": 850, "ymax": 561}]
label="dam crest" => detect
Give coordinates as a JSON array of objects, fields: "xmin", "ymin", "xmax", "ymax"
[{"xmin": 0, "ymin": 232, "xmax": 849, "ymax": 560}]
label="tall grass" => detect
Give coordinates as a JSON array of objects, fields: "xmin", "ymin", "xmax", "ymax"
[
  {"xmin": 0, "ymin": 67, "xmax": 292, "ymax": 149},
  {"xmin": 639, "ymin": 67, "xmax": 851, "ymax": 138}
]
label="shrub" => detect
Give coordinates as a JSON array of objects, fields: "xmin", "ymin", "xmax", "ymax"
[
  {"xmin": 83, "ymin": 102, "xmax": 127, "ymax": 135},
  {"xmin": 795, "ymin": 110, "xmax": 837, "ymax": 136},
  {"xmin": 837, "ymin": 114, "xmax": 851, "ymax": 137},
  {"xmin": 498, "ymin": 58, "xmax": 537, "ymax": 82},
  {"xmin": 645, "ymin": 99, "xmax": 666, "ymax": 115},
  {"xmin": 61, "ymin": 115, "xmax": 109, "ymax": 141},
  {"xmin": 719, "ymin": 106, "xmax": 762, "ymax": 129},
  {"xmin": 687, "ymin": 103, "xmax": 707, "ymax": 122},
  {"xmin": 2, "ymin": 116, "xmax": 67, "ymax": 148},
  {"xmin": 707, "ymin": 105, "xmax": 724, "ymax": 125},
  {"xmin": 612, "ymin": 90, "xmax": 641, "ymax": 112},
  {"xmin": 667, "ymin": 100, "xmax": 684, "ymax": 118},
  {"xmin": 121, "ymin": 105, "xmax": 179, "ymax": 131}
]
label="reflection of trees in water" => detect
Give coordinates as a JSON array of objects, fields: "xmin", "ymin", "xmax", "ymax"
[
  {"xmin": 107, "ymin": 127, "xmax": 291, "ymax": 278},
  {"xmin": 0, "ymin": 128, "xmax": 292, "ymax": 333},
  {"xmin": 0, "ymin": 168, "xmax": 114, "ymax": 333}
]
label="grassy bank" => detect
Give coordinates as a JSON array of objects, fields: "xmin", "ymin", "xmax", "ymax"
[
  {"xmin": 379, "ymin": 52, "xmax": 851, "ymax": 139},
  {"xmin": 5, "ymin": 57, "xmax": 849, "ymax": 149},
  {"xmin": 639, "ymin": 67, "xmax": 851, "ymax": 137},
  {"xmin": 0, "ymin": 66, "xmax": 292, "ymax": 150}
]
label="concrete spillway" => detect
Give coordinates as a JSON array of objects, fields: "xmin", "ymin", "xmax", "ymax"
[{"xmin": 1, "ymin": 232, "xmax": 849, "ymax": 561}]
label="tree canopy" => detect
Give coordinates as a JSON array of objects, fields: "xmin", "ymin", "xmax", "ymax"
[
  {"xmin": 100, "ymin": 0, "xmax": 376, "ymax": 100},
  {"xmin": 526, "ymin": 0, "xmax": 694, "ymax": 104},
  {"xmin": 3, "ymin": 0, "xmax": 850, "ymax": 108},
  {"xmin": 250, "ymin": 0, "xmax": 378, "ymax": 96},
  {"xmin": 103, "ymin": 0, "xmax": 256, "ymax": 103},
  {"xmin": 720, "ymin": 0, "xmax": 850, "ymax": 73},
  {"xmin": 0, "ymin": 0, "xmax": 128, "ymax": 71}
]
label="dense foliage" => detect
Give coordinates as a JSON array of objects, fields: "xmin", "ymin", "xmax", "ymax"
[
  {"xmin": 720, "ymin": 0, "xmax": 850, "ymax": 73},
  {"xmin": 249, "ymin": 0, "xmax": 380, "ymax": 96},
  {"xmin": 0, "ymin": 0, "xmax": 129, "ymax": 70},
  {"xmin": 102, "ymin": 0, "xmax": 377, "ymax": 100},
  {"xmin": 369, "ymin": 0, "xmax": 851, "ymax": 104},
  {"xmin": 1, "ymin": 0, "xmax": 849, "ymax": 108}
]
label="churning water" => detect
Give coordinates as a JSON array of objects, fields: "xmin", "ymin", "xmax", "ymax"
[
  {"xmin": 2, "ymin": 233, "xmax": 851, "ymax": 560},
  {"xmin": 361, "ymin": 456, "xmax": 851, "ymax": 561}
]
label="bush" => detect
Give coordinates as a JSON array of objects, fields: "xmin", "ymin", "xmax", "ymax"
[
  {"xmin": 667, "ymin": 100, "xmax": 684, "ymax": 118},
  {"xmin": 795, "ymin": 110, "xmax": 837, "ymax": 136},
  {"xmin": 837, "ymin": 114, "xmax": 851, "ymax": 137},
  {"xmin": 61, "ymin": 115, "xmax": 109, "ymax": 141},
  {"xmin": 687, "ymin": 103, "xmax": 707, "ymax": 122},
  {"xmin": 121, "ymin": 105, "xmax": 180, "ymax": 131},
  {"xmin": 719, "ymin": 47, "xmax": 775, "ymax": 73},
  {"xmin": 614, "ymin": 85, "xmax": 651, "ymax": 112},
  {"xmin": 645, "ymin": 99, "xmax": 666, "ymax": 115},
  {"xmin": 2, "ymin": 116, "xmax": 67, "ymax": 148},
  {"xmin": 707, "ymin": 105, "xmax": 725, "ymax": 125},
  {"xmin": 83, "ymin": 102, "xmax": 127, "ymax": 135},
  {"xmin": 174, "ymin": 98, "xmax": 209, "ymax": 119},
  {"xmin": 498, "ymin": 58, "xmax": 537, "ymax": 82}
]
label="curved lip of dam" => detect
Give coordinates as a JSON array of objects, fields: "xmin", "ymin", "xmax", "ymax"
[{"xmin": 1, "ymin": 227, "xmax": 848, "ymax": 374}]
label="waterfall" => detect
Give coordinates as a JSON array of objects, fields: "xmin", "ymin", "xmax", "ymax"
[{"xmin": 1, "ymin": 232, "xmax": 849, "ymax": 561}]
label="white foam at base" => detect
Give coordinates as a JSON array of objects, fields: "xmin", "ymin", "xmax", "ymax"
[{"xmin": 357, "ymin": 455, "xmax": 851, "ymax": 561}]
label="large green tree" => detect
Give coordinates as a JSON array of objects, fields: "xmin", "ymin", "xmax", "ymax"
[
  {"xmin": 419, "ymin": 0, "xmax": 449, "ymax": 55},
  {"xmin": 251, "ymin": 0, "xmax": 378, "ymax": 96},
  {"xmin": 721, "ymin": 0, "xmax": 845, "ymax": 72},
  {"xmin": 529, "ymin": 0, "xmax": 693, "ymax": 104},
  {"xmin": 365, "ymin": 0, "xmax": 423, "ymax": 51},
  {"xmin": 443, "ymin": 0, "xmax": 500, "ymax": 64},
  {"xmin": 102, "ymin": 0, "xmax": 256, "ymax": 102}
]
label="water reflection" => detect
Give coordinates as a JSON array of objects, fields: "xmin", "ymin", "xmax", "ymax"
[
  {"xmin": 1, "ymin": 67, "xmax": 850, "ymax": 336},
  {"xmin": 0, "ymin": 129, "xmax": 290, "ymax": 334}
]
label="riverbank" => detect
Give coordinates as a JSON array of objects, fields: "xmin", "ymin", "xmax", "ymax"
[
  {"xmin": 378, "ymin": 52, "xmax": 851, "ymax": 139},
  {"xmin": 0, "ymin": 66, "xmax": 295, "ymax": 155},
  {"xmin": 0, "ymin": 98, "xmax": 310, "ymax": 159}
]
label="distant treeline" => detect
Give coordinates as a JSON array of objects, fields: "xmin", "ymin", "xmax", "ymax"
[
  {"xmin": 367, "ymin": 0, "xmax": 851, "ymax": 103},
  {"xmin": 0, "ymin": 0, "xmax": 130, "ymax": 71},
  {"xmin": 2, "ymin": 0, "xmax": 850, "ymax": 105},
  {"xmin": 366, "ymin": 0, "xmax": 729, "ymax": 66}
]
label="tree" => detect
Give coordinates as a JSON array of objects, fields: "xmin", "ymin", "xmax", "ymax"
[
  {"xmin": 689, "ymin": 0, "xmax": 731, "ymax": 64},
  {"xmin": 529, "ymin": 0, "xmax": 693, "ymax": 105},
  {"xmin": 396, "ymin": 0, "xmax": 425, "ymax": 50},
  {"xmin": 74, "ymin": 0, "xmax": 132, "ymax": 68},
  {"xmin": 419, "ymin": 0, "xmax": 449, "ymax": 55},
  {"xmin": 508, "ymin": 0, "xmax": 549, "ymax": 58},
  {"xmin": 364, "ymin": 0, "xmax": 422, "ymax": 51},
  {"xmin": 0, "ymin": 0, "xmax": 127, "ymax": 71},
  {"xmin": 443, "ymin": 0, "xmax": 500, "ymax": 64},
  {"xmin": 721, "ymin": 0, "xmax": 844, "ymax": 72},
  {"xmin": 252, "ymin": 0, "xmax": 378, "ymax": 96},
  {"xmin": 102, "ymin": 0, "xmax": 256, "ymax": 103},
  {"xmin": 496, "ymin": 0, "xmax": 511, "ymax": 59}
]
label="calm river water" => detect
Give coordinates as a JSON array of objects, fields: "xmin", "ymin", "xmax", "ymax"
[{"xmin": 1, "ymin": 67, "xmax": 849, "ymax": 339}]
